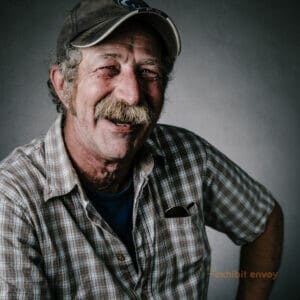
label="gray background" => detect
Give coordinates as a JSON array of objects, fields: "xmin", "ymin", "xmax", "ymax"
[{"xmin": 0, "ymin": 0, "xmax": 299, "ymax": 299}]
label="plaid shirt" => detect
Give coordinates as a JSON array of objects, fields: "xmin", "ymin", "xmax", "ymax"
[{"xmin": 0, "ymin": 115, "xmax": 275, "ymax": 299}]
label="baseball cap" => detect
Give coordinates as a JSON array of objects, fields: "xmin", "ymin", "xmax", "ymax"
[{"xmin": 57, "ymin": 0, "xmax": 181, "ymax": 60}]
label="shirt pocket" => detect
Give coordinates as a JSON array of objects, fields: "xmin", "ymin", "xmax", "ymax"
[{"xmin": 151, "ymin": 212, "xmax": 204, "ymax": 287}]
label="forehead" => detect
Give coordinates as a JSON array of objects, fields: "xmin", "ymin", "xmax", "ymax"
[{"xmin": 80, "ymin": 22, "xmax": 163, "ymax": 61}]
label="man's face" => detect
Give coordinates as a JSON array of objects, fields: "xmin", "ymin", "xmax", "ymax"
[{"xmin": 64, "ymin": 24, "xmax": 165, "ymax": 162}]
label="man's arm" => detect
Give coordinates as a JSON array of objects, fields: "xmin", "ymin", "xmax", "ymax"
[
  {"xmin": 236, "ymin": 201, "xmax": 284, "ymax": 300},
  {"xmin": 0, "ymin": 197, "xmax": 51, "ymax": 299}
]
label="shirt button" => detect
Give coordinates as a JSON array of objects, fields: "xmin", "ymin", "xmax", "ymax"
[{"xmin": 116, "ymin": 253, "xmax": 125, "ymax": 262}]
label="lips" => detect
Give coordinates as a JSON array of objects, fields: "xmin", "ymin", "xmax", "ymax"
[
  {"xmin": 104, "ymin": 118, "xmax": 138, "ymax": 133},
  {"xmin": 115, "ymin": 123, "xmax": 133, "ymax": 132}
]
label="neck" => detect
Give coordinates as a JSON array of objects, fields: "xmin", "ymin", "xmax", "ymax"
[
  {"xmin": 74, "ymin": 154, "xmax": 133, "ymax": 193},
  {"xmin": 79, "ymin": 162, "xmax": 133, "ymax": 193},
  {"xmin": 63, "ymin": 120, "xmax": 134, "ymax": 194}
]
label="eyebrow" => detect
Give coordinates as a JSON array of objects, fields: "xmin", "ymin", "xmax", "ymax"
[
  {"xmin": 88, "ymin": 53, "xmax": 162, "ymax": 69},
  {"xmin": 98, "ymin": 55, "xmax": 160, "ymax": 64},
  {"xmin": 99, "ymin": 53, "xmax": 122, "ymax": 59},
  {"xmin": 140, "ymin": 58, "xmax": 161, "ymax": 66}
]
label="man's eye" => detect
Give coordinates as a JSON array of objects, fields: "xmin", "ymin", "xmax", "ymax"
[
  {"xmin": 139, "ymin": 69, "xmax": 161, "ymax": 80},
  {"xmin": 96, "ymin": 66, "xmax": 119, "ymax": 77}
]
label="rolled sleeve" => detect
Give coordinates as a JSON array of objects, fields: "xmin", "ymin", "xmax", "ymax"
[{"xmin": 203, "ymin": 142, "xmax": 275, "ymax": 245}]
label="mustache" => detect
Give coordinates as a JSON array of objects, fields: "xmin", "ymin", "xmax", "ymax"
[{"xmin": 94, "ymin": 96, "xmax": 155, "ymax": 125}]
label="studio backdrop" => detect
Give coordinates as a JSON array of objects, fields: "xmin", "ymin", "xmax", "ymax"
[{"xmin": 0, "ymin": 0, "xmax": 299, "ymax": 299}]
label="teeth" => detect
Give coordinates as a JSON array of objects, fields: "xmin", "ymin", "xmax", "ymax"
[
  {"xmin": 117, "ymin": 123, "xmax": 130, "ymax": 127},
  {"xmin": 107, "ymin": 118, "xmax": 135, "ymax": 127}
]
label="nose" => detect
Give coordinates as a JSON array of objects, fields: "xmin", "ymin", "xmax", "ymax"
[{"xmin": 114, "ymin": 69, "xmax": 141, "ymax": 106}]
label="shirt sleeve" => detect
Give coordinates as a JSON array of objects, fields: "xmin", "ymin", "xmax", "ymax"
[
  {"xmin": 0, "ymin": 196, "xmax": 51, "ymax": 299},
  {"xmin": 202, "ymin": 141, "xmax": 275, "ymax": 245}
]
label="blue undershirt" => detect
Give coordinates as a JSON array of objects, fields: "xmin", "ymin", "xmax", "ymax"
[{"xmin": 84, "ymin": 179, "xmax": 137, "ymax": 270}]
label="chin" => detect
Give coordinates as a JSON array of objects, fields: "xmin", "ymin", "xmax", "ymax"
[
  {"xmin": 100, "ymin": 141, "xmax": 135, "ymax": 161},
  {"xmin": 96, "ymin": 123, "xmax": 150, "ymax": 161}
]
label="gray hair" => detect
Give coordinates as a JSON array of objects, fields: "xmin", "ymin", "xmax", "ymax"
[{"xmin": 47, "ymin": 46, "xmax": 82, "ymax": 116}]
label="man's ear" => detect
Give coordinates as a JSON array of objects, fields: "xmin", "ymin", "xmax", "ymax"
[{"xmin": 50, "ymin": 66, "xmax": 68, "ymax": 107}]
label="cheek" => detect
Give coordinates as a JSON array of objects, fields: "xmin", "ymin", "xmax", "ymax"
[
  {"xmin": 147, "ymin": 83, "xmax": 164, "ymax": 112},
  {"xmin": 74, "ymin": 81, "xmax": 107, "ymax": 114},
  {"xmin": 76, "ymin": 83, "xmax": 99, "ymax": 103},
  {"xmin": 77, "ymin": 75, "xmax": 111, "ymax": 100}
]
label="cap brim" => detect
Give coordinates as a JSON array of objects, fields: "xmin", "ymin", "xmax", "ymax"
[{"xmin": 70, "ymin": 9, "xmax": 181, "ymax": 58}]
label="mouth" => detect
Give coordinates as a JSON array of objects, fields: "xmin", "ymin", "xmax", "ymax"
[{"xmin": 103, "ymin": 118, "xmax": 142, "ymax": 133}]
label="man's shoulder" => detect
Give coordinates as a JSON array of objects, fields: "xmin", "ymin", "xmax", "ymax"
[
  {"xmin": 152, "ymin": 123, "xmax": 210, "ymax": 153},
  {"xmin": 145, "ymin": 124, "xmax": 214, "ymax": 167},
  {"xmin": 0, "ymin": 136, "xmax": 46, "ymax": 204},
  {"xmin": 0, "ymin": 136, "xmax": 46, "ymax": 176}
]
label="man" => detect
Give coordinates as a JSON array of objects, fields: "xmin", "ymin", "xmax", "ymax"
[{"xmin": 0, "ymin": 0, "xmax": 283, "ymax": 299}]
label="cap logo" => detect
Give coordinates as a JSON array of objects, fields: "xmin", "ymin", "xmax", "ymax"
[{"xmin": 115, "ymin": 0, "xmax": 148, "ymax": 10}]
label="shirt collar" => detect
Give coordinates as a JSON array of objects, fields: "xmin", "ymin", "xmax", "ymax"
[
  {"xmin": 44, "ymin": 114, "xmax": 79, "ymax": 202},
  {"xmin": 143, "ymin": 125, "xmax": 165, "ymax": 159}
]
